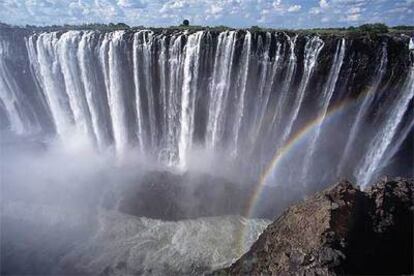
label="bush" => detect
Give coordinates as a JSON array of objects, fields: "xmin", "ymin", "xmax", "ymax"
[{"xmin": 358, "ymin": 23, "xmax": 389, "ymax": 34}]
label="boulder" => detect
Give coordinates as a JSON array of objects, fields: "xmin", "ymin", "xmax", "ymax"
[{"xmin": 215, "ymin": 177, "xmax": 413, "ymax": 275}]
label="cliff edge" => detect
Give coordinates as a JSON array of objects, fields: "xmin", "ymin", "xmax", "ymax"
[{"xmin": 215, "ymin": 177, "xmax": 413, "ymax": 275}]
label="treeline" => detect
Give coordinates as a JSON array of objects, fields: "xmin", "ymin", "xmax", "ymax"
[
  {"xmin": 0, "ymin": 22, "xmax": 135, "ymax": 32},
  {"xmin": 304, "ymin": 23, "xmax": 413, "ymax": 33},
  {"xmin": 1, "ymin": 21, "xmax": 413, "ymax": 33}
]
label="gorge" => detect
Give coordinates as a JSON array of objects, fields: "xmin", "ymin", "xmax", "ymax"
[{"xmin": 0, "ymin": 25, "xmax": 413, "ymax": 274}]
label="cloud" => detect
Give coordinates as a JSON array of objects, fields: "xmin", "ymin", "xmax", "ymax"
[
  {"xmin": 0, "ymin": 0, "xmax": 412, "ymax": 28},
  {"xmin": 287, "ymin": 5, "xmax": 301, "ymax": 12},
  {"xmin": 344, "ymin": 13, "xmax": 360, "ymax": 21},
  {"xmin": 319, "ymin": 0, "xmax": 329, "ymax": 8}
]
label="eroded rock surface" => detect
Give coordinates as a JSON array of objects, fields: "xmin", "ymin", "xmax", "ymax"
[{"xmin": 216, "ymin": 177, "xmax": 413, "ymax": 275}]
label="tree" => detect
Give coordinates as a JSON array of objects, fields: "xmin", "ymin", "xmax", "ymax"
[
  {"xmin": 182, "ymin": 19, "xmax": 190, "ymax": 26},
  {"xmin": 358, "ymin": 23, "xmax": 389, "ymax": 34}
]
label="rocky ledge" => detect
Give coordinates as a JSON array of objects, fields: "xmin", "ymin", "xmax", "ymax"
[{"xmin": 215, "ymin": 177, "xmax": 413, "ymax": 275}]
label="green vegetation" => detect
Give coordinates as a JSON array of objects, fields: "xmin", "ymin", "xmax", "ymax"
[
  {"xmin": 356, "ymin": 23, "xmax": 389, "ymax": 34},
  {"xmin": 0, "ymin": 21, "xmax": 412, "ymax": 36}
]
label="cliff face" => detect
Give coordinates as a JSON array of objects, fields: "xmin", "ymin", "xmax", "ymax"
[
  {"xmin": 217, "ymin": 177, "xmax": 413, "ymax": 275},
  {"xmin": 1, "ymin": 26, "xmax": 413, "ymax": 191}
]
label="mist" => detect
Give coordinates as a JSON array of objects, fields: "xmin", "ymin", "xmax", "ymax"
[{"xmin": 0, "ymin": 26, "xmax": 413, "ymax": 275}]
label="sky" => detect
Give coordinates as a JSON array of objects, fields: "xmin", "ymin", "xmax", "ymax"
[{"xmin": 1, "ymin": 0, "xmax": 413, "ymax": 29}]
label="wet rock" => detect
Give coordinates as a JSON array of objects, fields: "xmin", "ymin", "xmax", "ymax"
[{"xmin": 215, "ymin": 177, "xmax": 413, "ymax": 275}]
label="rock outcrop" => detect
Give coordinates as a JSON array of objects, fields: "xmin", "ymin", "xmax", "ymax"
[{"xmin": 216, "ymin": 177, "xmax": 413, "ymax": 275}]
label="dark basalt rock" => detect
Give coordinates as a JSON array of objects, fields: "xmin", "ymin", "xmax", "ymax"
[{"xmin": 215, "ymin": 177, "xmax": 413, "ymax": 275}]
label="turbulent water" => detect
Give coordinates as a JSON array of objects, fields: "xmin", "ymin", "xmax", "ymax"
[
  {"xmin": 1, "ymin": 201, "xmax": 268, "ymax": 275},
  {"xmin": 0, "ymin": 26, "xmax": 413, "ymax": 274}
]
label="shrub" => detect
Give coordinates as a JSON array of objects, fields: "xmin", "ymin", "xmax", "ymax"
[{"xmin": 358, "ymin": 23, "xmax": 389, "ymax": 34}]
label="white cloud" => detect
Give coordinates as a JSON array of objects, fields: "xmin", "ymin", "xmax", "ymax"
[
  {"xmin": 319, "ymin": 0, "xmax": 329, "ymax": 8},
  {"xmin": 345, "ymin": 13, "xmax": 360, "ymax": 21},
  {"xmin": 287, "ymin": 4, "xmax": 301, "ymax": 12},
  {"xmin": 309, "ymin": 7, "xmax": 321, "ymax": 14},
  {"xmin": 0, "ymin": 0, "xmax": 412, "ymax": 29}
]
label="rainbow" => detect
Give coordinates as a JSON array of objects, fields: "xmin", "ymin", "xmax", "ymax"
[
  {"xmin": 244, "ymin": 99, "xmax": 356, "ymax": 219},
  {"xmin": 237, "ymin": 94, "xmax": 366, "ymax": 253}
]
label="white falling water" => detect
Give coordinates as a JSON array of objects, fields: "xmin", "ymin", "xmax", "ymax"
[
  {"xmin": 254, "ymin": 39, "xmax": 282, "ymax": 141},
  {"xmin": 232, "ymin": 31, "xmax": 252, "ymax": 157},
  {"xmin": 270, "ymin": 34, "xmax": 297, "ymax": 140},
  {"xmin": 2, "ymin": 29, "xmax": 410, "ymax": 180},
  {"xmin": 280, "ymin": 36, "xmax": 324, "ymax": 146},
  {"xmin": 28, "ymin": 33, "xmax": 75, "ymax": 138},
  {"xmin": 206, "ymin": 31, "xmax": 237, "ymax": 149},
  {"xmin": 132, "ymin": 31, "xmax": 146, "ymax": 151},
  {"xmin": 106, "ymin": 31, "xmax": 129, "ymax": 156},
  {"xmin": 143, "ymin": 31, "xmax": 158, "ymax": 149},
  {"xmin": 178, "ymin": 31, "xmax": 204, "ymax": 169},
  {"xmin": 301, "ymin": 38, "xmax": 346, "ymax": 182},
  {"xmin": 0, "ymin": 40, "xmax": 27, "ymax": 134},
  {"xmin": 78, "ymin": 31, "xmax": 109, "ymax": 151},
  {"xmin": 56, "ymin": 31, "xmax": 94, "ymax": 144},
  {"xmin": 336, "ymin": 43, "xmax": 388, "ymax": 176},
  {"xmin": 165, "ymin": 34, "xmax": 184, "ymax": 165},
  {"xmin": 355, "ymin": 40, "xmax": 414, "ymax": 188},
  {"xmin": 249, "ymin": 32, "xmax": 271, "ymax": 139},
  {"xmin": 158, "ymin": 35, "xmax": 168, "ymax": 151}
]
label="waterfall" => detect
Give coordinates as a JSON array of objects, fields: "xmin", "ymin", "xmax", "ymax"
[
  {"xmin": 132, "ymin": 31, "xmax": 146, "ymax": 151},
  {"xmin": 206, "ymin": 31, "xmax": 237, "ymax": 149},
  {"xmin": 232, "ymin": 31, "xmax": 252, "ymax": 157},
  {"xmin": 178, "ymin": 31, "xmax": 204, "ymax": 169},
  {"xmin": 270, "ymin": 34, "xmax": 297, "ymax": 140},
  {"xmin": 252, "ymin": 37, "xmax": 282, "ymax": 142},
  {"xmin": 0, "ymin": 40, "xmax": 28, "ymax": 134},
  {"xmin": 336, "ymin": 43, "xmax": 389, "ymax": 176},
  {"xmin": 142, "ymin": 31, "xmax": 158, "ymax": 149},
  {"xmin": 355, "ymin": 40, "xmax": 414, "ymax": 188},
  {"xmin": 78, "ymin": 31, "xmax": 111, "ymax": 150},
  {"xmin": 280, "ymin": 36, "xmax": 324, "ymax": 146},
  {"xmin": 165, "ymin": 34, "xmax": 184, "ymax": 165},
  {"xmin": 1, "ymin": 28, "xmax": 411, "ymax": 185},
  {"xmin": 158, "ymin": 35, "xmax": 168, "ymax": 153},
  {"xmin": 301, "ymin": 38, "xmax": 346, "ymax": 182},
  {"xmin": 107, "ymin": 31, "xmax": 129, "ymax": 155},
  {"xmin": 29, "ymin": 33, "xmax": 76, "ymax": 138}
]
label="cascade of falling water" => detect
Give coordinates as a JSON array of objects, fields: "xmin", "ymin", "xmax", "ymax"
[
  {"xmin": 56, "ymin": 31, "xmax": 95, "ymax": 144},
  {"xmin": 279, "ymin": 36, "xmax": 324, "ymax": 147},
  {"xmin": 232, "ymin": 31, "xmax": 252, "ymax": 157},
  {"xmin": 253, "ymin": 38, "xmax": 282, "ymax": 141},
  {"xmin": 98, "ymin": 33, "xmax": 115, "ymax": 150},
  {"xmin": 206, "ymin": 31, "xmax": 237, "ymax": 149},
  {"xmin": 106, "ymin": 31, "xmax": 129, "ymax": 156},
  {"xmin": 132, "ymin": 31, "xmax": 146, "ymax": 151},
  {"xmin": 178, "ymin": 31, "xmax": 204, "ymax": 170},
  {"xmin": 336, "ymin": 43, "xmax": 388, "ymax": 176},
  {"xmin": 301, "ymin": 38, "xmax": 346, "ymax": 182},
  {"xmin": 78, "ymin": 31, "xmax": 109, "ymax": 150},
  {"xmin": 158, "ymin": 35, "xmax": 168, "ymax": 151},
  {"xmin": 249, "ymin": 33, "xmax": 271, "ymax": 138},
  {"xmin": 29, "ymin": 33, "xmax": 74, "ymax": 137},
  {"xmin": 0, "ymin": 40, "xmax": 27, "ymax": 134},
  {"xmin": 380, "ymin": 117, "xmax": 414, "ymax": 173},
  {"xmin": 355, "ymin": 41, "xmax": 414, "ymax": 188},
  {"xmin": 143, "ymin": 31, "xmax": 158, "ymax": 148},
  {"xmin": 2, "ymin": 29, "xmax": 411, "ymax": 178},
  {"xmin": 269, "ymin": 34, "xmax": 297, "ymax": 141},
  {"xmin": 165, "ymin": 34, "xmax": 184, "ymax": 165}
]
